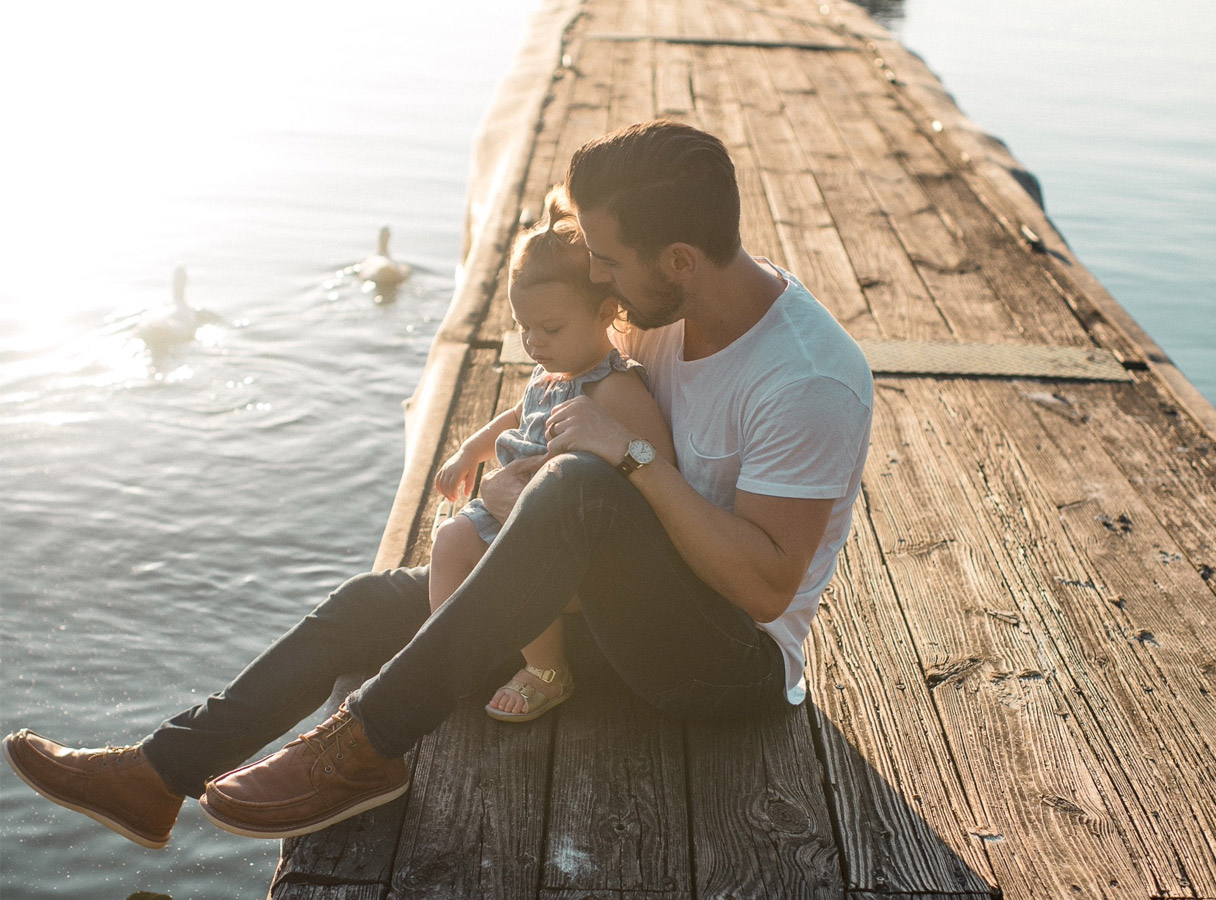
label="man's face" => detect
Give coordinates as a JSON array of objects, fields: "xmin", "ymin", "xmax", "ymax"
[{"xmin": 577, "ymin": 209, "xmax": 686, "ymax": 331}]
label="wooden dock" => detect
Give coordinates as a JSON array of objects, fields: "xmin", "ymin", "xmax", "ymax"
[{"xmin": 269, "ymin": 1, "xmax": 1216, "ymax": 897}]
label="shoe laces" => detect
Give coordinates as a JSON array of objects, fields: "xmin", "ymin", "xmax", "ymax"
[
  {"xmin": 298, "ymin": 707, "xmax": 355, "ymax": 760},
  {"xmin": 86, "ymin": 744, "xmax": 140, "ymax": 766}
]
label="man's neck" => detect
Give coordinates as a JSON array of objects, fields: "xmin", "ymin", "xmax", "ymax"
[{"xmin": 681, "ymin": 252, "xmax": 786, "ymax": 361}]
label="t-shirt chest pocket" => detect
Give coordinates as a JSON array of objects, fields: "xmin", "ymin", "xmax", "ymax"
[{"xmin": 680, "ymin": 423, "xmax": 741, "ymax": 512}]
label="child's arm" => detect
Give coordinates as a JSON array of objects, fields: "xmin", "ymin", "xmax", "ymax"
[
  {"xmin": 581, "ymin": 370, "xmax": 676, "ymax": 466},
  {"xmin": 434, "ymin": 400, "xmax": 523, "ymax": 501}
]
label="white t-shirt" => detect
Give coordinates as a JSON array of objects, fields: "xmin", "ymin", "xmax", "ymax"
[{"xmin": 613, "ymin": 264, "xmax": 873, "ymax": 703}]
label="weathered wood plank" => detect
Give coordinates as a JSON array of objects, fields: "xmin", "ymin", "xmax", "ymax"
[
  {"xmin": 542, "ymin": 674, "xmax": 691, "ymax": 897},
  {"xmin": 828, "ymin": 0, "xmax": 1216, "ymax": 435},
  {"xmin": 272, "ymin": 796, "xmax": 409, "ymax": 899},
  {"xmin": 651, "ymin": 0, "xmax": 681, "ymax": 36},
  {"xmin": 684, "ymin": 704, "xmax": 844, "ymax": 899},
  {"xmin": 538, "ymin": 892, "xmax": 685, "ymax": 900},
  {"xmin": 401, "ymin": 348, "xmax": 507, "ymax": 566},
  {"xmin": 945, "ymin": 380, "xmax": 1216, "ymax": 896},
  {"xmin": 685, "ymin": 45, "xmax": 788, "ymax": 270},
  {"xmin": 728, "ymin": 0, "xmax": 843, "ymax": 45},
  {"xmin": 808, "ymin": 496, "xmax": 997, "ymax": 894},
  {"xmin": 704, "ymin": 47, "xmax": 878, "ymax": 336},
  {"xmin": 820, "ymin": 45, "xmax": 1093, "ymax": 348},
  {"xmin": 790, "ymin": 49, "xmax": 1047, "ymax": 345},
  {"xmin": 865, "ymin": 380, "xmax": 1157, "ymax": 899},
  {"xmin": 756, "ymin": 63, "xmax": 950, "ymax": 341},
  {"xmin": 388, "ymin": 700, "xmax": 554, "ymax": 900},
  {"xmin": 608, "ymin": 41, "xmax": 654, "ymax": 130},
  {"xmin": 545, "ymin": 31, "xmax": 616, "ymax": 191},
  {"xmin": 1084, "ymin": 380, "xmax": 1216, "ymax": 592},
  {"xmin": 274, "ymin": 885, "xmax": 385, "ymax": 900},
  {"xmin": 702, "ymin": 1, "xmax": 948, "ymax": 343},
  {"xmin": 849, "ymin": 892, "xmax": 992, "ymax": 900},
  {"xmin": 655, "ymin": 40, "xmax": 694, "ymax": 116}
]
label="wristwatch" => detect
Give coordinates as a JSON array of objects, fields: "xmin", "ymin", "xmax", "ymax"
[{"xmin": 616, "ymin": 438, "xmax": 656, "ymax": 477}]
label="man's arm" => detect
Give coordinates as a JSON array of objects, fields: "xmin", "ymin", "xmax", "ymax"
[
  {"xmin": 631, "ymin": 462, "xmax": 832, "ymax": 622},
  {"xmin": 580, "ymin": 370, "xmax": 676, "ymax": 466},
  {"xmin": 479, "ymin": 370, "xmax": 675, "ymax": 526},
  {"xmin": 544, "ymin": 395, "xmax": 833, "ymax": 622}
]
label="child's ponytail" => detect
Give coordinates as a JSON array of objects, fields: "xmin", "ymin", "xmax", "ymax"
[{"xmin": 508, "ymin": 186, "xmax": 612, "ymax": 308}]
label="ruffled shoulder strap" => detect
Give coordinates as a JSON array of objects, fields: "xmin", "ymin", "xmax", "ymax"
[{"xmin": 573, "ymin": 347, "xmax": 649, "ymax": 391}]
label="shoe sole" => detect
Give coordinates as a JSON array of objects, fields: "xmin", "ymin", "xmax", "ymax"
[
  {"xmin": 2, "ymin": 736, "xmax": 169, "ymax": 850},
  {"xmin": 197, "ymin": 777, "xmax": 411, "ymax": 840},
  {"xmin": 484, "ymin": 685, "xmax": 573, "ymax": 723}
]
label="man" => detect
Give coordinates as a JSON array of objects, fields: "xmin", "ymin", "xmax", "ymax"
[{"xmin": 4, "ymin": 120, "xmax": 872, "ymax": 847}]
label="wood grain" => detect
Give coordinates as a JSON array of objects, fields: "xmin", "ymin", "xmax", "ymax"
[{"xmin": 280, "ymin": 1, "xmax": 1216, "ymax": 897}]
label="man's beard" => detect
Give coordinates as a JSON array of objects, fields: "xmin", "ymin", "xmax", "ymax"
[{"xmin": 619, "ymin": 269, "xmax": 685, "ymax": 331}]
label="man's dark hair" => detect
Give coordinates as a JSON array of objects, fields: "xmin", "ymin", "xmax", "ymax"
[{"xmin": 566, "ymin": 120, "xmax": 742, "ymax": 265}]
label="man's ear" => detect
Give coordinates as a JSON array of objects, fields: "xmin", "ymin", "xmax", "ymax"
[{"xmin": 663, "ymin": 242, "xmax": 698, "ymax": 278}]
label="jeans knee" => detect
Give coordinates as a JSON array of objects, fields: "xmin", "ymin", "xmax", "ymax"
[
  {"xmin": 510, "ymin": 452, "xmax": 636, "ymax": 540},
  {"xmin": 527, "ymin": 451, "xmax": 617, "ymax": 501},
  {"xmin": 316, "ymin": 569, "xmax": 419, "ymax": 625}
]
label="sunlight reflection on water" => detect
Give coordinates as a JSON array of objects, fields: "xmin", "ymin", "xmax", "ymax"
[
  {"xmin": 0, "ymin": 2, "xmax": 540, "ymax": 898},
  {"xmin": 1, "ymin": 1, "xmax": 1211, "ymax": 897}
]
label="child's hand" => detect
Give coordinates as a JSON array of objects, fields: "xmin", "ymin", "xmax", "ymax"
[{"xmin": 434, "ymin": 448, "xmax": 478, "ymax": 502}]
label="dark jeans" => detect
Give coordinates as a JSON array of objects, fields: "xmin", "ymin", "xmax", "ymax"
[{"xmin": 142, "ymin": 453, "xmax": 786, "ymax": 798}]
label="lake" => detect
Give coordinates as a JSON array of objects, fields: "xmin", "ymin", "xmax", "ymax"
[{"xmin": 1, "ymin": 1, "xmax": 1211, "ymax": 897}]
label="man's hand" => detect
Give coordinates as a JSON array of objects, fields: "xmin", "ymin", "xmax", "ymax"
[
  {"xmin": 478, "ymin": 455, "xmax": 546, "ymax": 523},
  {"xmin": 544, "ymin": 395, "xmax": 631, "ymax": 467}
]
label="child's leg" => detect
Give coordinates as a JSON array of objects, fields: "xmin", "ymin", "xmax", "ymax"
[
  {"xmin": 428, "ymin": 516, "xmax": 488, "ymax": 613},
  {"xmin": 487, "ymin": 604, "xmax": 571, "ymax": 715},
  {"xmin": 435, "ymin": 514, "xmax": 571, "ymax": 718}
]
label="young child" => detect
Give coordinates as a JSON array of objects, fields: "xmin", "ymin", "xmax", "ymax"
[{"xmin": 428, "ymin": 188, "xmax": 674, "ymax": 722}]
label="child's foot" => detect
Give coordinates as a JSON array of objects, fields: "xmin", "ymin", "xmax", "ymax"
[{"xmin": 485, "ymin": 665, "xmax": 573, "ymax": 723}]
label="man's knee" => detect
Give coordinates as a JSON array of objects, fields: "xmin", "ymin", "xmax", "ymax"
[
  {"xmin": 528, "ymin": 451, "xmax": 618, "ymax": 499},
  {"xmin": 512, "ymin": 452, "xmax": 641, "ymax": 531},
  {"xmin": 314, "ymin": 567, "xmax": 428, "ymax": 626}
]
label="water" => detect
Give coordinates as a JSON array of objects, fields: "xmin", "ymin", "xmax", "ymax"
[
  {"xmin": 0, "ymin": 2, "xmax": 539, "ymax": 897},
  {"xmin": 1, "ymin": 1, "xmax": 1211, "ymax": 897}
]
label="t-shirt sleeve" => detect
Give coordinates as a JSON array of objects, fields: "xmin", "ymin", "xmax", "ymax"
[{"xmin": 737, "ymin": 376, "xmax": 871, "ymax": 499}]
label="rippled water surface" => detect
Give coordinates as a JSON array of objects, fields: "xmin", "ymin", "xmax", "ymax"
[
  {"xmin": 0, "ymin": 3, "xmax": 538, "ymax": 897},
  {"xmin": 1, "ymin": 1, "xmax": 1212, "ymax": 897}
]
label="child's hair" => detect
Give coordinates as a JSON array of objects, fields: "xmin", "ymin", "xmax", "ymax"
[{"xmin": 508, "ymin": 185, "xmax": 614, "ymax": 310}]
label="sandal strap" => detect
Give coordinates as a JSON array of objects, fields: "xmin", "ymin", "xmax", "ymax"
[
  {"xmin": 500, "ymin": 667, "xmax": 573, "ymax": 712},
  {"xmin": 523, "ymin": 665, "xmax": 558, "ymax": 684},
  {"xmin": 503, "ymin": 679, "xmax": 537, "ymax": 701}
]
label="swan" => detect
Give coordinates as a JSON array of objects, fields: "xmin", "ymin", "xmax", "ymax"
[
  {"xmin": 138, "ymin": 267, "xmax": 213, "ymax": 349},
  {"xmin": 356, "ymin": 226, "xmax": 411, "ymax": 297}
]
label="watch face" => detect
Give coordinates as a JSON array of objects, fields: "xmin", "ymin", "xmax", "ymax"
[{"xmin": 629, "ymin": 439, "xmax": 656, "ymax": 465}]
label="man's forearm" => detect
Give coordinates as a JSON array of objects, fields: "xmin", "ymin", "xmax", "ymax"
[{"xmin": 626, "ymin": 459, "xmax": 823, "ymax": 623}]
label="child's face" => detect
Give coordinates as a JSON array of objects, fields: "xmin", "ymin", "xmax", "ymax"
[{"xmin": 510, "ymin": 282, "xmax": 614, "ymax": 377}]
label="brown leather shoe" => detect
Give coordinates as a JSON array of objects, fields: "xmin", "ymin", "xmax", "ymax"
[
  {"xmin": 198, "ymin": 703, "xmax": 408, "ymax": 839},
  {"xmin": 3, "ymin": 729, "xmax": 185, "ymax": 849}
]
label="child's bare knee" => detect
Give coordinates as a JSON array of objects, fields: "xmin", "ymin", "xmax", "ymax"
[{"xmin": 433, "ymin": 516, "xmax": 485, "ymax": 568}]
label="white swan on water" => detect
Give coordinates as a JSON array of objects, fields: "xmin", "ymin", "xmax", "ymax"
[
  {"xmin": 138, "ymin": 267, "xmax": 213, "ymax": 350},
  {"xmin": 356, "ymin": 226, "xmax": 411, "ymax": 299}
]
